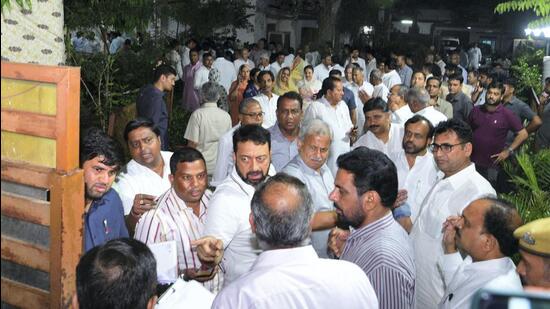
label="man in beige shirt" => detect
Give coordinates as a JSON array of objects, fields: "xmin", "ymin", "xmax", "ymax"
[
  {"xmin": 426, "ymin": 76, "xmax": 453, "ymax": 119},
  {"xmin": 184, "ymin": 82, "xmax": 232, "ymax": 176}
]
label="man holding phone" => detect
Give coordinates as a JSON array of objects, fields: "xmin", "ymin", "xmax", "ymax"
[{"xmin": 113, "ymin": 118, "xmax": 173, "ymax": 234}]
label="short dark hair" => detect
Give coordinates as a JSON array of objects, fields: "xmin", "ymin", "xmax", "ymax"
[
  {"xmin": 80, "ymin": 127, "xmax": 124, "ymax": 171},
  {"xmin": 202, "ymin": 52, "xmax": 213, "ymax": 61},
  {"xmin": 487, "ymin": 81, "xmax": 505, "ymax": 95},
  {"xmin": 503, "ymin": 77, "xmax": 517, "ymax": 88},
  {"xmin": 233, "ymin": 124, "xmax": 271, "ymax": 153},
  {"xmin": 336, "ymin": 147, "xmax": 398, "ymax": 208},
  {"xmin": 321, "ymin": 76, "xmax": 342, "ymax": 93},
  {"xmin": 447, "ymin": 73, "xmax": 464, "ymax": 84},
  {"xmin": 153, "ymin": 64, "xmax": 176, "ymax": 83},
  {"xmin": 251, "ymin": 173, "xmax": 313, "ymax": 249},
  {"xmin": 169, "ymin": 147, "xmax": 206, "ymax": 175},
  {"xmin": 123, "ymin": 118, "xmax": 161, "ymax": 142},
  {"xmin": 426, "ymin": 76, "xmax": 442, "ymax": 87},
  {"xmin": 329, "ymin": 69, "xmax": 342, "ymax": 77},
  {"xmin": 405, "ymin": 114, "xmax": 435, "ymax": 138},
  {"xmin": 433, "ymin": 119, "xmax": 473, "ymax": 144},
  {"xmin": 304, "ymin": 65, "xmax": 314, "ymax": 73},
  {"xmin": 481, "ymin": 197, "xmax": 522, "ymax": 257},
  {"xmin": 363, "ymin": 97, "xmax": 389, "ymax": 113},
  {"xmin": 277, "ymin": 91, "xmax": 303, "ymax": 110},
  {"xmin": 76, "ymin": 239, "xmax": 157, "ymax": 309},
  {"xmin": 257, "ymin": 70, "xmax": 274, "ymax": 83}
]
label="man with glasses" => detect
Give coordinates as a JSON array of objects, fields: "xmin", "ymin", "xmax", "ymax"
[
  {"xmin": 268, "ymin": 91, "xmax": 303, "ymax": 171},
  {"xmin": 410, "ymin": 119, "xmax": 495, "ymax": 309},
  {"xmin": 212, "ymin": 98, "xmax": 269, "ymax": 186}
]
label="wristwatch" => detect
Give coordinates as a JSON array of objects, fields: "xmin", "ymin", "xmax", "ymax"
[{"xmin": 507, "ymin": 147, "xmax": 514, "ymax": 155}]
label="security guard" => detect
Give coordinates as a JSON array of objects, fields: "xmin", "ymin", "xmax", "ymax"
[{"xmin": 514, "ymin": 217, "xmax": 550, "ymax": 288}]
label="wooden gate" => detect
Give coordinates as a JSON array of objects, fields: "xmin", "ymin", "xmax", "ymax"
[{"xmin": 1, "ymin": 62, "xmax": 83, "ymax": 308}]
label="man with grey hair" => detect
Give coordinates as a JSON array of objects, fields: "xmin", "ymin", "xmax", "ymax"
[
  {"xmin": 388, "ymin": 84, "xmax": 414, "ymax": 125},
  {"xmin": 211, "ymin": 97, "xmax": 274, "ymax": 186},
  {"xmin": 185, "ymin": 82, "xmax": 232, "ymax": 176},
  {"xmin": 406, "ymin": 86, "xmax": 447, "ymax": 127},
  {"xmin": 212, "ymin": 174, "xmax": 378, "ymax": 309},
  {"xmin": 281, "ymin": 119, "xmax": 337, "ymax": 258},
  {"xmin": 257, "ymin": 52, "xmax": 271, "ymax": 71},
  {"xmin": 370, "ymin": 69, "xmax": 389, "ymax": 102}
]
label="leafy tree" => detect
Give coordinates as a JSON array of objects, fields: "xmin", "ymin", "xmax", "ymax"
[
  {"xmin": 0, "ymin": 0, "xmax": 31, "ymax": 11},
  {"xmin": 495, "ymin": 0, "xmax": 550, "ymax": 28}
]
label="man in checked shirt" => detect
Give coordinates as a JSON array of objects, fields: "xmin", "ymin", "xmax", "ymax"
[{"xmin": 134, "ymin": 147, "xmax": 222, "ymax": 292}]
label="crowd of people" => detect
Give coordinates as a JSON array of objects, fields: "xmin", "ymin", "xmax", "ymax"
[{"xmin": 74, "ymin": 37, "xmax": 550, "ymax": 309}]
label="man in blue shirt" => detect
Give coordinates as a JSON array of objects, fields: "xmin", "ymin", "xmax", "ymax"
[
  {"xmin": 136, "ymin": 64, "xmax": 176, "ymax": 150},
  {"xmin": 81, "ymin": 128, "xmax": 129, "ymax": 252}
]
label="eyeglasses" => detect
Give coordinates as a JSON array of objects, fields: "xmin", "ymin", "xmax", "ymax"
[
  {"xmin": 429, "ymin": 142, "xmax": 466, "ymax": 153},
  {"xmin": 240, "ymin": 111, "xmax": 264, "ymax": 118}
]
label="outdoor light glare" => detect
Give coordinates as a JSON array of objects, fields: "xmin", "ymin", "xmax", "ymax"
[
  {"xmin": 401, "ymin": 20, "xmax": 413, "ymax": 25},
  {"xmin": 467, "ymin": 26, "xmax": 471, "ymax": 30},
  {"xmin": 524, "ymin": 27, "xmax": 550, "ymax": 38},
  {"xmin": 362, "ymin": 25, "xmax": 373, "ymax": 34}
]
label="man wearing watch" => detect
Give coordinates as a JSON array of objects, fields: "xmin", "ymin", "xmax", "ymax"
[{"xmin": 468, "ymin": 81, "xmax": 528, "ymax": 193}]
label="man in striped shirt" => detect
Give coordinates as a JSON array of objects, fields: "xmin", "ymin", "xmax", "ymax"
[
  {"xmin": 134, "ymin": 147, "xmax": 222, "ymax": 292},
  {"xmin": 329, "ymin": 147, "xmax": 416, "ymax": 309}
]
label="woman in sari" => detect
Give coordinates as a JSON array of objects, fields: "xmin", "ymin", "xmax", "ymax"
[
  {"xmin": 243, "ymin": 67, "xmax": 262, "ymax": 99},
  {"xmin": 273, "ymin": 67, "xmax": 298, "ymax": 96},
  {"xmin": 228, "ymin": 64, "xmax": 250, "ymax": 125},
  {"xmin": 297, "ymin": 65, "xmax": 322, "ymax": 111}
]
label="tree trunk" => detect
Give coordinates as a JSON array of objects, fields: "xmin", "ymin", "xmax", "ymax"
[{"xmin": 318, "ymin": 0, "xmax": 342, "ymax": 49}]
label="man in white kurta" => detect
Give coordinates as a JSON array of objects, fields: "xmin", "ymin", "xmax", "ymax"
[
  {"xmin": 389, "ymin": 84, "xmax": 414, "ymax": 125},
  {"xmin": 303, "ymin": 77, "xmax": 353, "ymax": 175},
  {"xmin": 349, "ymin": 66, "xmax": 374, "ymax": 136},
  {"xmin": 213, "ymin": 52, "xmax": 237, "ymax": 92},
  {"xmin": 353, "ymin": 97, "xmax": 404, "ymax": 156},
  {"xmin": 193, "ymin": 53, "xmax": 213, "ymax": 91},
  {"xmin": 313, "ymin": 54, "xmax": 333, "ymax": 82},
  {"xmin": 406, "ymin": 86, "xmax": 448, "ymax": 127},
  {"xmin": 195, "ymin": 125, "xmax": 274, "ymax": 287},
  {"xmin": 438, "ymin": 197, "xmax": 523, "ymax": 309},
  {"xmin": 410, "ymin": 119, "xmax": 495, "ymax": 309},
  {"xmin": 212, "ymin": 173, "xmax": 378, "ymax": 309},
  {"xmin": 389, "ymin": 115, "xmax": 440, "ymax": 228},
  {"xmin": 253, "ymin": 71, "xmax": 279, "ymax": 129},
  {"xmin": 211, "ymin": 98, "xmax": 263, "ymax": 186}
]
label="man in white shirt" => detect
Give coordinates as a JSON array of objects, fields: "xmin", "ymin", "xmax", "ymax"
[
  {"xmin": 213, "ymin": 50, "xmax": 237, "ymax": 92},
  {"xmin": 467, "ymin": 43, "xmax": 482, "ymax": 71},
  {"xmin": 370, "ymin": 69, "xmax": 389, "ymax": 102},
  {"xmin": 257, "ymin": 52, "xmax": 271, "ymax": 71},
  {"xmin": 364, "ymin": 50, "xmax": 377, "ymax": 82},
  {"xmin": 282, "ymin": 119, "xmax": 337, "ymax": 258},
  {"xmin": 113, "ymin": 118, "xmax": 173, "ymax": 233},
  {"xmin": 354, "ymin": 98, "xmax": 404, "ymax": 156},
  {"xmin": 134, "ymin": 148, "xmax": 222, "ymax": 292},
  {"xmin": 406, "ymin": 86, "xmax": 447, "ymax": 127},
  {"xmin": 253, "ymin": 70, "xmax": 279, "ymax": 128},
  {"xmin": 194, "ymin": 125, "xmax": 274, "ymax": 286},
  {"xmin": 313, "ymin": 53, "xmax": 333, "ymax": 82},
  {"xmin": 349, "ymin": 66, "xmax": 374, "ymax": 136},
  {"xmin": 233, "ymin": 47, "xmax": 255, "ymax": 71},
  {"xmin": 410, "ymin": 119, "xmax": 496, "ymax": 309},
  {"xmin": 211, "ymin": 98, "xmax": 264, "ymax": 186},
  {"xmin": 270, "ymin": 52, "xmax": 286, "ymax": 78},
  {"xmin": 439, "ymin": 197, "xmax": 523, "ymax": 309},
  {"xmin": 303, "ymin": 76, "xmax": 354, "ymax": 175},
  {"xmin": 180, "ymin": 38, "xmax": 197, "ymax": 68},
  {"xmin": 184, "ymin": 82, "xmax": 232, "ymax": 176},
  {"xmin": 382, "ymin": 59, "xmax": 402, "ymax": 90},
  {"xmin": 269, "ymin": 92, "xmax": 302, "ymax": 171},
  {"xmin": 344, "ymin": 47, "xmax": 367, "ymax": 75},
  {"xmin": 388, "ymin": 84, "xmax": 414, "ymax": 125},
  {"xmin": 212, "ymin": 173, "xmax": 378, "ymax": 309},
  {"xmin": 193, "ymin": 52, "xmax": 213, "ymax": 91},
  {"xmin": 389, "ymin": 115, "xmax": 439, "ymax": 233}
]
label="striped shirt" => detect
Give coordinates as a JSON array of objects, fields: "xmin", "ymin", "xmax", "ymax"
[
  {"xmin": 134, "ymin": 188, "xmax": 222, "ymax": 292},
  {"xmin": 341, "ymin": 212, "xmax": 415, "ymax": 309}
]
